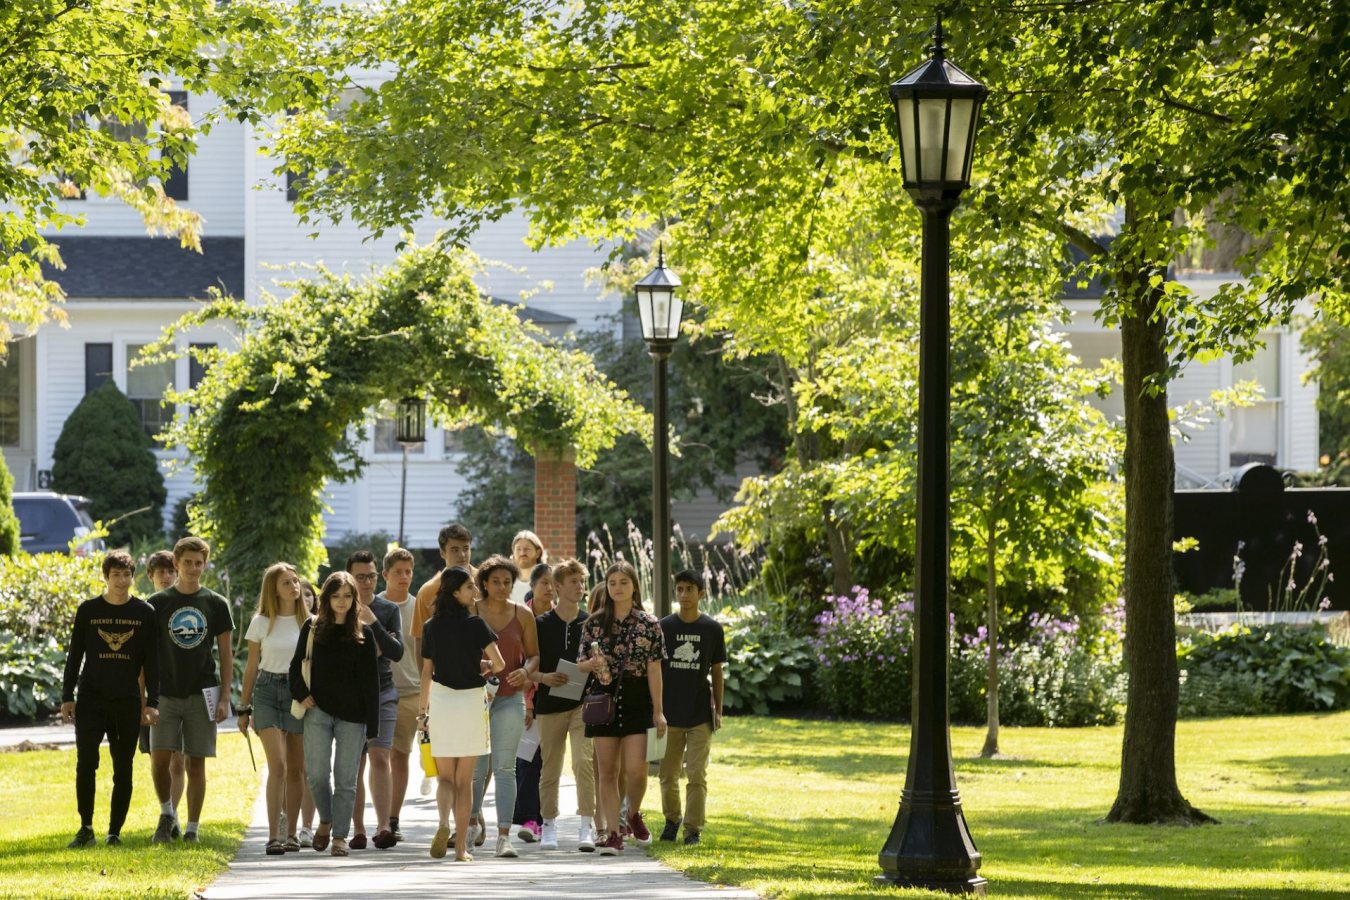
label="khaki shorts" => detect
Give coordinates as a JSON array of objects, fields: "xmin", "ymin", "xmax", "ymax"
[
  {"xmin": 151, "ymin": 693, "xmax": 217, "ymax": 758},
  {"xmin": 393, "ymin": 692, "xmax": 421, "ymax": 755}
]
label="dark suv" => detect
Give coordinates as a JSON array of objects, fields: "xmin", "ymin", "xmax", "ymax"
[{"xmin": 13, "ymin": 492, "xmax": 103, "ymax": 556}]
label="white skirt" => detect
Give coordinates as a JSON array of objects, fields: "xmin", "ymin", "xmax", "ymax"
[{"xmin": 428, "ymin": 681, "xmax": 490, "ymax": 758}]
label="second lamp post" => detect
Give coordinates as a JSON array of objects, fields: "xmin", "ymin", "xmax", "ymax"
[{"xmin": 635, "ymin": 246, "xmax": 683, "ymax": 619}]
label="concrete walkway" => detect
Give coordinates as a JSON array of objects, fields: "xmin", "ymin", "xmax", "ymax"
[
  {"xmin": 202, "ymin": 770, "xmax": 759, "ymax": 900},
  {"xmin": 0, "ymin": 717, "xmax": 239, "ymax": 750}
]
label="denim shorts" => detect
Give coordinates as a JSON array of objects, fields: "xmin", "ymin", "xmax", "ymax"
[{"xmin": 253, "ymin": 671, "xmax": 303, "ymax": 734}]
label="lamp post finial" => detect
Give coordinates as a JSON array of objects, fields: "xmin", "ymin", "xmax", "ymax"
[{"xmin": 932, "ymin": 13, "xmax": 946, "ymax": 60}]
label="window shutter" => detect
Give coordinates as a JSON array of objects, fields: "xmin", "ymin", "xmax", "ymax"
[{"xmin": 163, "ymin": 91, "xmax": 189, "ymax": 200}]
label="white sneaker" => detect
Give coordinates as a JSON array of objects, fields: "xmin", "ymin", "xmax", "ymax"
[
  {"xmin": 468, "ymin": 822, "xmax": 483, "ymax": 847},
  {"xmin": 420, "ymin": 776, "xmax": 434, "ymax": 796},
  {"xmin": 298, "ymin": 827, "xmax": 313, "ymax": 848},
  {"xmin": 577, "ymin": 821, "xmax": 596, "ymax": 852},
  {"xmin": 540, "ymin": 820, "xmax": 558, "ymax": 850},
  {"xmin": 495, "ymin": 834, "xmax": 518, "ymax": 858}
]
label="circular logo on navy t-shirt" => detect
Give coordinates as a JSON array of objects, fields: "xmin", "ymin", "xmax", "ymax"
[{"xmin": 168, "ymin": 606, "xmax": 209, "ymax": 650}]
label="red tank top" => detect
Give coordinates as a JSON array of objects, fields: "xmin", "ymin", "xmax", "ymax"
[{"xmin": 491, "ymin": 611, "xmax": 527, "ymax": 698}]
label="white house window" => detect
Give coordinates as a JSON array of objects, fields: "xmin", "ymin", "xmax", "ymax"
[
  {"xmin": 0, "ymin": 345, "xmax": 19, "ymax": 446},
  {"xmin": 1230, "ymin": 336, "xmax": 1280, "ymax": 467},
  {"xmin": 126, "ymin": 343, "xmax": 174, "ymax": 447},
  {"xmin": 444, "ymin": 427, "xmax": 470, "ymax": 455},
  {"xmin": 373, "ymin": 414, "xmax": 425, "ymax": 455}
]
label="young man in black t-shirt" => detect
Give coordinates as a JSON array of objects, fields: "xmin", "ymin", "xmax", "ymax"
[
  {"xmin": 61, "ymin": 550, "xmax": 160, "ymax": 848},
  {"xmin": 148, "ymin": 536, "xmax": 233, "ymax": 844},
  {"xmin": 658, "ymin": 570, "xmax": 726, "ymax": 846}
]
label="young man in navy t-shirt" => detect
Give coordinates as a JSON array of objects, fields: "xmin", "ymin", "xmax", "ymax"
[{"xmin": 657, "ymin": 570, "xmax": 726, "ymax": 846}]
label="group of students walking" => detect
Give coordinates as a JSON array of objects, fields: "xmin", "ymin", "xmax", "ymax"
[{"xmin": 60, "ymin": 524, "xmax": 726, "ymax": 864}]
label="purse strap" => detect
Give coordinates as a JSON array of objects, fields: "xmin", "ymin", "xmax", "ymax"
[{"xmin": 301, "ymin": 618, "xmax": 316, "ymax": 688}]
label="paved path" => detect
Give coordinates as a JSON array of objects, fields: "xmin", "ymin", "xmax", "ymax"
[
  {"xmin": 0, "ymin": 718, "xmax": 239, "ymax": 750},
  {"xmin": 202, "ymin": 770, "xmax": 759, "ymax": 900}
]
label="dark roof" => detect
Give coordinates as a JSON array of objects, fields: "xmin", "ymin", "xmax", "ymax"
[
  {"xmin": 1061, "ymin": 242, "xmax": 1111, "ymax": 300},
  {"xmin": 489, "ymin": 296, "xmax": 575, "ymax": 325},
  {"xmin": 41, "ymin": 236, "xmax": 245, "ymax": 300}
]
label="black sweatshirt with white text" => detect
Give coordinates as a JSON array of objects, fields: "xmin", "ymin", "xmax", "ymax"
[{"xmin": 61, "ymin": 595, "xmax": 159, "ymax": 707}]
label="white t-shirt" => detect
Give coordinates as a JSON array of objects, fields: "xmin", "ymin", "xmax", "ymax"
[
  {"xmin": 510, "ymin": 578, "xmax": 532, "ymax": 604},
  {"xmin": 382, "ymin": 591, "xmax": 421, "ymax": 696},
  {"xmin": 245, "ymin": 613, "xmax": 303, "ymax": 674}
]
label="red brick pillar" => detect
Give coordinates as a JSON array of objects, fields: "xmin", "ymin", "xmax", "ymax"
[{"xmin": 534, "ymin": 448, "xmax": 577, "ymax": 560}]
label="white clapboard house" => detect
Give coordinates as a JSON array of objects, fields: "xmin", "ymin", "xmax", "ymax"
[{"xmin": 1, "ymin": 90, "xmax": 622, "ymax": 549}]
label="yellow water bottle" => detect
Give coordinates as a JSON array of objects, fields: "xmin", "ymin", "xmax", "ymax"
[{"xmin": 420, "ymin": 727, "xmax": 436, "ymax": 778}]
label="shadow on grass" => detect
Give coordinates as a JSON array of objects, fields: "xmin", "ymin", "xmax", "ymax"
[
  {"xmin": 0, "ymin": 826, "xmax": 236, "ymax": 880},
  {"xmin": 657, "ymin": 806, "xmax": 1350, "ymax": 899},
  {"xmin": 721, "ymin": 748, "xmax": 1076, "ymax": 779},
  {"xmin": 1246, "ymin": 754, "xmax": 1350, "ymax": 792}
]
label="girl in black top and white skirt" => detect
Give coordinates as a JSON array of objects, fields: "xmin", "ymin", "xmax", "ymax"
[
  {"xmin": 578, "ymin": 561, "xmax": 666, "ymax": 855},
  {"xmin": 418, "ymin": 566, "xmax": 505, "ymax": 862}
]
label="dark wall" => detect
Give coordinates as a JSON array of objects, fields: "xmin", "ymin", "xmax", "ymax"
[{"xmin": 1174, "ymin": 475, "xmax": 1350, "ymax": 611}]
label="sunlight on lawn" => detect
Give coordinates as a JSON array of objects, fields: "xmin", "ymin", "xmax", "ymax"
[
  {"xmin": 651, "ymin": 713, "xmax": 1350, "ymax": 899},
  {"xmin": 0, "ymin": 732, "xmax": 256, "ymax": 900}
]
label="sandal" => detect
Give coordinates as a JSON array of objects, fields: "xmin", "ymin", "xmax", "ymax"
[
  {"xmin": 283, "ymin": 835, "xmax": 301, "ymax": 853},
  {"xmin": 312, "ymin": 824, "xmax": 331, "ymax": 853},
  {"xmin": 265, "ymin": 838, "xmax": 285, "ymax": 856},
  {"xmin": 330, "ymin": 836, "xmax": 349, "ymax": 857}
]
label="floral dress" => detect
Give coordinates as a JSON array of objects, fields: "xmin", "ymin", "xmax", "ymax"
[{"xmin": 580, "ymin": 608, "xmax": 665, "ymax": 737}]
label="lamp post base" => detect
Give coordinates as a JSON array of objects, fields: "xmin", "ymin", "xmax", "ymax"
[{"xmin": 873, "ymin": 874, "xmax": 988, "ymax": 895}]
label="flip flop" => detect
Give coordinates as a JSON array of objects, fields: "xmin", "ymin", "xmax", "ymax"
[
  {"xmin": 265, "ymin": 838, "xmax": 285, "ymax": 856},
  {"xmin": 330, "ymin": 837, "xmax": 349, "ymax": 857}
]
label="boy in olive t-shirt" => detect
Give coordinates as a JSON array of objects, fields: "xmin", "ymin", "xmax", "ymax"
[{"xmin": 147, "ymin": 537, "xmax": 233, "ymax": 843}]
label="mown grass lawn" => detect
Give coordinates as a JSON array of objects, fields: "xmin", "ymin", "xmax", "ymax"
[
  {"xmin": 650, "ymin": 712, "xmax": 1350, "ymax": 899},
  {"xmin": 0, "ymin": 731, "xmax": 257, "ymax": 900}
]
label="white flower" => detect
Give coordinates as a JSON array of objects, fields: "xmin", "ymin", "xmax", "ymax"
[{"xmin": 1308, "ymin": 510, "xmax": 1319, "ymax": 525}]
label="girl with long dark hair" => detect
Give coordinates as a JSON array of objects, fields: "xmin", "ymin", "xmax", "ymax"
[
  {"xmin": 289, "ymin": 571, "xmax": 379, "ymax": 856},
  {"xmin": 418, "ymin": 566, "xmax": 505, "ymax": 861},
  {"xmin": 577, "ymin": 561, "xmax": 666, "ymax": 854}
]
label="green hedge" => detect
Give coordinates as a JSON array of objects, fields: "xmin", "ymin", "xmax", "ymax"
[
  {"xmin": 1180, "ymin": 624, "xmax": 1350, "ymax": 716},
  {"xmin": 0, "ymin": 552, "xmax": 103, "ymax": 718}
]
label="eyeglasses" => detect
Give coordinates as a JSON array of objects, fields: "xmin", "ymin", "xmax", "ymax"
[{"xmin": 352, "ymin": 574, "xmax": 378, "ymax": 583}]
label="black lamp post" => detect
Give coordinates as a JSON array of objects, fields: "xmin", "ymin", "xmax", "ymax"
[
  {"xmin": 634, "ymin": 246, "xmax": 683, "ymax": 619},
  {"xmin": 876, "ymin": 20, "xmax": 988, "ymax": 895},
  {"xmin": 395, "ymin": 396, "xmax": 426, "ymax": 548}
]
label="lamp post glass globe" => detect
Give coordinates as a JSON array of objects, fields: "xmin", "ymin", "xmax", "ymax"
[
  {"xmin": 635, "ymin": 245, "xmax": 684, "ymax": 346},
  {"xmin": 888, "ymin": 20, "xmax": 987, "ymax": 198},
  {"xmin": 396, "ymin": 396, "xmax": 426, "ymax": 445}
]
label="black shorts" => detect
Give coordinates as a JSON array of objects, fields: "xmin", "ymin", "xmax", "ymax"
[{"xmin": 585, "ymin": 677, "xmax": 653, "ymax": 739}]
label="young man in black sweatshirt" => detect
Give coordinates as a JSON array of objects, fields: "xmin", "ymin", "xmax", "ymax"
[{"xmin": 61, "ymin": 550, "xmax": 160, "ymax": 848}]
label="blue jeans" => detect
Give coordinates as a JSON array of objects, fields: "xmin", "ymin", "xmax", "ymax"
[
  {"xmin": 472, "ymin": 691, "xmax": 525, "ymax": 829},
  {"xmin": 303, "ymin": 706, "xmax": 365, "ymax": 839}
]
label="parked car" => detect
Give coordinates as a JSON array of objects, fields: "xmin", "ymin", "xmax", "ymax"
[{"xmin": 13, "ymin": 492, "xmax": 104, "ymax": 556}]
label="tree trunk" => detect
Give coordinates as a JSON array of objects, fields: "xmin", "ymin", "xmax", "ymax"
[
  {"xmin": 1106, "ymin": 213, "xmax": 1216, "ymax": 825},
  {"xmin": 824, "ymin": 501, "xmax": 855, "ymax": 597},
  {"xmin": 980, "ymin": 520, "xmax": 1000, "ymax": 758}
]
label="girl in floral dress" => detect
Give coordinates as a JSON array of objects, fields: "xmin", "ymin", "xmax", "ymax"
[{"xmin": 578, "ymin": 562, "xmax": 666, "ymax": 854}]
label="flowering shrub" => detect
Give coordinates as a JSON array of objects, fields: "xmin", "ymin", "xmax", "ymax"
[
  {"xmin": 952, "ymin": 606, "xmax": 1126, "ymax": 727},
  {"xmin": 814, "ymin": 587, "xmax": 1125, "ymax": 725},
  {"xmin": 812, "ymin": 588, "xmax": 916, "ymax": 720}
]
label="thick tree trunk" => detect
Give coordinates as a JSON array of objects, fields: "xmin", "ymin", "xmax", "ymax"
[
  {"xmin": 1106, "ymin": 234, "xmax": 1216, "ymax": 825},
  {"xmin": 980, "ymin": 522, "xmax": 1000, "ymax": 758}
]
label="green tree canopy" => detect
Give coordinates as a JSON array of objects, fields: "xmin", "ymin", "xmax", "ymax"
[
  {"xmin": 50, "ymin": 381, "xmax": 167, "ymax": 546},
  {"xmin": 225, "ymin": 0, "xmax": 1350, "ymax": 824},
  {"xmin": 151, "ymin": 244, "xmax": 648, "ymax": 602}
]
